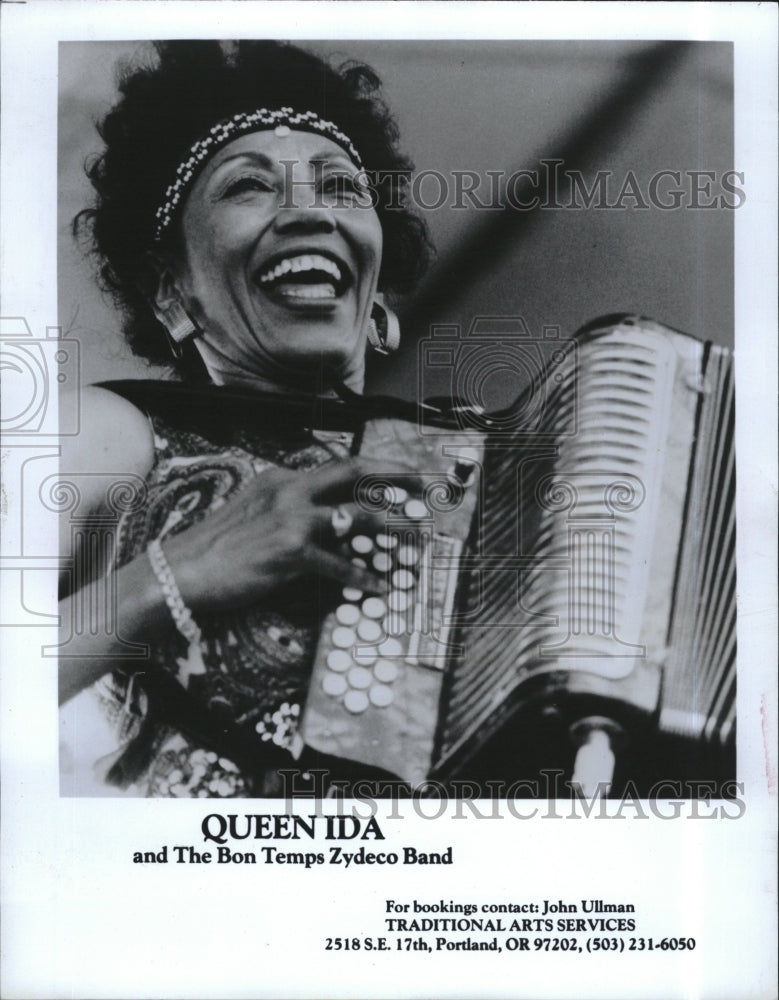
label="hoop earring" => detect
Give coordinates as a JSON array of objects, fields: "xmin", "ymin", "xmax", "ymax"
[
  {"xmin": 157, "ymin": 301, "xmax": 198, "ymax": 359},
  {"xmin": 367, "ymin": 295, "xmax": 400, "ymax": 355}
]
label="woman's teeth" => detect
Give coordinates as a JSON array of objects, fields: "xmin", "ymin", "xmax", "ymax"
[
  {"xmin": 282, "ymin": 284, "xmax": 336, "ymax": 299},
  {"xmin": 258, "ymin": 253, "xmax": 343, "ymax": 286}
]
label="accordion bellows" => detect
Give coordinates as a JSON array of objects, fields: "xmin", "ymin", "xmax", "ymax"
[{"xmin": 302, "ymin": 315, "xmax": 736, "ymax": 791}]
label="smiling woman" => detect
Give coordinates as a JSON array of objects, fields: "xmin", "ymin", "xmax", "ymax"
[
  {"xmin": 168, "ymin": 129, "xmax": 383, "ymax": 390},
  {"xmin": 59, "ymin": 40, "xmax": 432, "ymax": 797}
]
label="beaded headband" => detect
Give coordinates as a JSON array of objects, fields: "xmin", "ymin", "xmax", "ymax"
[{"xmin": 153, "ymin": 107, "xmax": 364, "ymax": 242}]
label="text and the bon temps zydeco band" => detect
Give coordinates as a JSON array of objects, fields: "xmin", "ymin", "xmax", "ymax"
[
  {"xmin": 132, "ymin": 800, "xmax": 746, "ymax": 869},
  {"xmin": 129, "ymin": 781, "xmax": 749, "ymax": 874}
]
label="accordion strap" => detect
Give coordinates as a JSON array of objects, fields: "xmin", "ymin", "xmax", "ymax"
[
  {"xmin": 95, "ymin": 378, "xmax": 470, "ymax": 435},
  {"xmin": 98, "ymin": 315, "xmax": 691, "ymax": 437}
]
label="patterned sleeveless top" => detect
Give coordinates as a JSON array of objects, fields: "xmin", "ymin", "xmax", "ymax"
[{"xmin": 98, "ymin": 408, "xmax": 352, "ymax": 798}]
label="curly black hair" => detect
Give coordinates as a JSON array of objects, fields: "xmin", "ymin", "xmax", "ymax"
[{"xmin": 75, "ymin": 41, "xmax": 433, "ymax": 375}]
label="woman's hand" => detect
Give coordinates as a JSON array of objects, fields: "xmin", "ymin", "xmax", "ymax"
[
  {"xmin": 56, "ymin": 390, "xmax": 424, "ymax": 704},
  {"xmin": 163, "ymin": 457, "xmax": 420, "ymax": 612}
]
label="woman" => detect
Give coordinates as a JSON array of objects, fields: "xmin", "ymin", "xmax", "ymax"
[{"xmin": 59, "ymin": 40, "xmax": 433, "ymax": 797}]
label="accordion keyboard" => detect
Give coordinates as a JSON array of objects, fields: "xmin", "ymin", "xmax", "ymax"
[
  {"xmin": 318, "ymin": 518, "xmax": 464, "ymax": 712},
  {"xmin": 303, "ymin": 422, "xmax": 484, "ymax": 786}
]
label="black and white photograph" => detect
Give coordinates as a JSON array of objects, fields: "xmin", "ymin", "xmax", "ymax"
[
  {"xmin": 1, "ymin": 3, "xmax": 776, "ymax": 998},
  {"xmin": 56, "ymin": 35, "xmax": 737, "ymax": 800}
]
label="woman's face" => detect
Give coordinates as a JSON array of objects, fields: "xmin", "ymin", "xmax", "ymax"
[{"xmin": 167, "ymin": 129, "xmax": 383, "ymax": 391}]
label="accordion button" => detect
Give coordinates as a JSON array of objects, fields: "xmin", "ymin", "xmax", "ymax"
[
  {"xmin": 347, "ymin": 666, "xmax": 373, "ymax": 690},
  {"xmin": 369, "ymin": 684, "xmax": 394, "ymax": 708},
  {"xmin": 378, "ymin": 637, "xmax": 403, "ymax": 658},
  {"xmin": 391, "ymin": 569, "xmax": 415, "ymax": 590},
  {"xmin": 327, "ymin": 650, "xmax": 352, "ymax": 673},
  {"xmin": 342, "ymin": 586, "xmax": 363, "ymax": 602},
  {"xmin": 404, "ymin": 499, "xmax": 428, "ymax": 520},
  {"xmin": 376, "ymin": 533, "xmax": 397, "ymax": 550},
  {"xmin": 336, "ymin": 603, "xmax": 361, "ymax": 626},
  {"xmin": 361, "ymin": 597, "xmax": 386, "ymax": 619},
  {"xmin": 372, "ymin": 552, "xmax": 393, "ymax": 573},
  {"xmin": 396, "ymin": 545, "xmax": 418, "ymax": 567},
  {"xmin": 322, "ymin": 673, "xmax": 348, "ymax": 697},
  {"xmin": 385, "ymin": 486, "xmax": 408, "ymax": 506},
  {"xmin": 357, "ymin": 619, "xmax": 383, "ymax": 642},
  {"xmin": 351, "ymin": 535, "xmax": 374, "ymax": 555},
  {"xmin": 344, "ymin": 690, "xmax": 370, "ymax": 714},
  {"xmin": 388, "ymin": 591, "xmax": 410, "ymax": 612},
  {"xmin": 331, "ymin": 626, "xmax": 356, "ymax": 649},
  {"xmin": 373, "ymin": 659, "xmax": 399, "ymax": 684}
]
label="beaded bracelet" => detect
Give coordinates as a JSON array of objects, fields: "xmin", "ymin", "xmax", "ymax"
[{"xmin": 147, "ymin": 538, "xmax": 202, "ymax": 646}]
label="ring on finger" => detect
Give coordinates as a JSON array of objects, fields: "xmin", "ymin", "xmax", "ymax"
[{"xmin": 330, "ymin": 505, "xmax": 353, "ymax": 539}]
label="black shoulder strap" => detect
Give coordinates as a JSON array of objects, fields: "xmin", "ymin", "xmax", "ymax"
[{"xmin": 95, "ymin": 379, "xmax": 465, "ymax": 435}]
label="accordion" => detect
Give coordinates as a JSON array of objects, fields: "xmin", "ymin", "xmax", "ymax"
[{"xmin": 302, "ymin": 315, "xmax": 736, "ymax": 795}]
